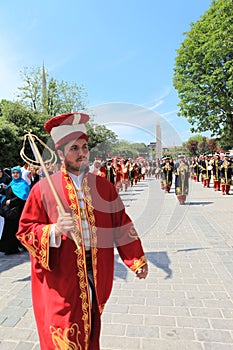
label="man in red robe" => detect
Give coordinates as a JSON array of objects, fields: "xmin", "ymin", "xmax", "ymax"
[{"xmin": 16, "ymin": 112, "xmax": 148, "ymax": 350}]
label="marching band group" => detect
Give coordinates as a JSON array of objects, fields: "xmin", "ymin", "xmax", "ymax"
[
  {"xmin": 89, "ymin": 152, "xmax": 233, "ymax": 206},
  {"xmin": 0, "ymin": 152, "xmax": 232, "ymax": 254},
  {"xmin": 159, "ymin": 152, "xmax": 233, "ymax": 205},
  {"xmin": 1, "ymin": 152, "xmax": 232, "ymax": 207}
]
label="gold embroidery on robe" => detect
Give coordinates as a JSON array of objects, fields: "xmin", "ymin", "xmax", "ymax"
[
  {"xmin": 130, "ymin": 255, "xmax": 147, "ymax": 273},
  {"xmin": 40, "ymin": 225, "xmax": 51, "ymax": 269},
  {"xmin": 82, "ymin": 176, "xmax": 107, "ymax": 315},
  {"xmin": 19, "ymin": 231, "xmax": 38, "ymax": 257},
  {"xmin": 50, "ymin": 323, "xmax": 82, "ymax": 350},
  {"xmin": 62, "ymin": 167, "xmax": 90, "ymax": 348},
  {"xmin": 129, "ymin": 225, "xmax": 139, "ymax": 240},
  {"xmin": 82, "ymin": 177, "xmax": 98, "ymax": 276},
  {"xmin": 18, "ymin": 226, "xmax": 51, "ymax": 271}
]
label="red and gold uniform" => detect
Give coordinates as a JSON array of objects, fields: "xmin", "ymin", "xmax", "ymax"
[
  {"xmin": 220, "ymin": 156, "xmax": 233, "ymax": 195},
  {"xmin": 199, "ymin": 155, "xmax": 211, "ymax": 188},
  {"xmin": 121, "ymin": 160, "xmax": 130, "ymax": 191},
  {"xmin": 112, "ymin": 158, "xmax": 122, "ymax": 191},
  {"xmin": 133, "ymin": 163, "xmax": 139, "ymax": 185},
  {"xmin": 161, "ymin": 157, "xmax": 174, "ymax": 193},
  {"xmin": 210, "ymin": 154, "xmax": 221, "ymax": 191},
  {"xmin": 16, "ymin": 166, "xmax": 147, "ymax": 350}
]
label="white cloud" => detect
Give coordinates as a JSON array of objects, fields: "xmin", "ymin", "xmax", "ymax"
[
  {"xmin": 150, "ymin": 100, "xmax": 164, "ymax": 110},
  {"xmin": 143, "ymin": 86, "xmax": 172, "ymax": 110},
  {"xmin": 161, "ymin": 109, "xmax": 179, "ymax": 118},
  {"xmin": 87, "ymin": 102, "xmax": 183, "ymax": 146}
]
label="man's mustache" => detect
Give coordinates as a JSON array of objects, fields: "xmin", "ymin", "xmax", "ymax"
[{"xmin": 76, "ymin": 156, "xmax": 88, "ymax": 161}]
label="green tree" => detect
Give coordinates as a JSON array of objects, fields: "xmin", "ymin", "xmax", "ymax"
[
  {"xmin": 87, "ymin": 124, "xmax": 118, "ymax": 161},
  {"xmin": 198, "ymin": 137, "xmax": 209, "ymax": 155},
  {"xmin": 183, "ymin": 135, "xmax": 220, "ymax": 156},
  {"xmin": 218, "ymin": 137, "xmax": 233, "ymax": 151},
  {"xmin": 0, "ymin": 100, "xmax": 120, "ymax": 167},
  {"xmin": 111, "ymin": 140, "xmax": 148, "ymax": 160},
  {"xmin": 208, "ymin": 138, "xmax": 219, "ymax": 154},
  {"xmin": 173, "ymin": 0, "xmax": 233, "ymax": 147},
  {"xmin": 130, "ymin": 142, "xmax": 148, "ymax": 157},
  {"xmin": 18, "ymin": 66, "xmax": 88, "ymax": 117},
  {"xmin": 0, "ymin": 99, "xmax": 46, "ymax": 133},
  {"xmin": 112, "ymin": 140, "xmax": 135, "ymax": 159},
  {"xmin": 0, "ymin": 100, "xmax": 47, "ymax": 167},
  {"xmin": 0, "ymin": 119, "xmax": 19, "ymax": 168},
  {"xmin": 183, "ymin": 140, "xmax": 198, "ymax": 156}
]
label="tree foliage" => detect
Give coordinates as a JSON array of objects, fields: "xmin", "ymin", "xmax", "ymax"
[
  {"xmin": 173, "ymin": 0, "xmax": 233, "ymax": 147},
  {"xmin": 111, "ymin": 140, "xmax": 148, "ymax": 159},
  {"xmin": 17, "ymin": 66, "xmax": 88, "ymax": 117},
  {"xmin": 0, "ymin": 100, "xmax": 47, "ymax": 167},
  {"xmin": 1, "ymin": 66, "xmax": 150, "ymax": 167},
  {"xmin": 87, "ymin": 124, "xmax": 118, "ymax": 161},
  {"xmin": 0, "ymin": 99, "xmax": 120, "ymax": 167},
  {"xmin": 208, "ymin": 138, "xmax": 219, "ymax": 154},
  {"xmin": 183, "ymin": 134, "xmax": 220, "ymax": 156},
  {"xmin": 186, "ymin": 139, "xmax": 199, "ymax": 156}
]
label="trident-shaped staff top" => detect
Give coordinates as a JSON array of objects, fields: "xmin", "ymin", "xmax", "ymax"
[{"xmin": 20, "ymin": 130, "xmax": 81, "ymax": 250}]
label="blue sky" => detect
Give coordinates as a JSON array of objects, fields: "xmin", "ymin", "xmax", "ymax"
[{"xmin": 0, "ymin": 0, "xmax": 212, "ymax": 145}]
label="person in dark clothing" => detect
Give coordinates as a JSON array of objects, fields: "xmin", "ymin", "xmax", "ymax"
[
  {"xmin": 174, "ymin": 155, "xmax": 190, "ymax": 205},
  {"xmin": 161, "ymin": 157, "xmax": 174, "ymax": 193},
  {"xmin": 29, "ymin": 166, "xmax": 41, "ymax": 188},
  {"xmin": 0, "ymin": 166, "xmax": 30, "ymax": 254}
]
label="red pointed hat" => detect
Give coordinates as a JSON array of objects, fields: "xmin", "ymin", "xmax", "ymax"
[{"xmin": 44, "ymin": 112, "xmax": 89, "ymax": 149}]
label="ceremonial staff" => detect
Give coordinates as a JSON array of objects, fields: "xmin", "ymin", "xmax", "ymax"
[{"xmin": 20, "ymin": 131, "xmax": 80, "ymax": 249}]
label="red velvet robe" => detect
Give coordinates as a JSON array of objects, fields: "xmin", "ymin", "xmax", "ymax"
[{"xmin": 16, "ymin": 166, "xmax": 147, "ymax": 350}]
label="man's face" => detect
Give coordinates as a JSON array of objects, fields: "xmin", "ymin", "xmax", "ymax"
[{"xmin": 58, "ymin": 138, "xmax": 89, "ymax": 175}]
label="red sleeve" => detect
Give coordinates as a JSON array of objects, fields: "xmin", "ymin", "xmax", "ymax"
[{"xmin": 16, "ymin": 183, "xmax": 58, "ymax": 271}]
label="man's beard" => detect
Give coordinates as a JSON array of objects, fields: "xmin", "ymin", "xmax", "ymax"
[{"xmin": 64, "ymin": 158, "xmax": 89, "ymax": 174}]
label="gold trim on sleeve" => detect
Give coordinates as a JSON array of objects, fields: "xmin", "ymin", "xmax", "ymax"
[{"xmin": 130, "ymin": 255, "xmax": 148, "ymax": 273}]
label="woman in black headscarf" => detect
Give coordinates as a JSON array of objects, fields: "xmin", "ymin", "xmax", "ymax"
[
  {"xmin": 0, "ymin": 167, "xmax": 11, "ymax": 185},
  {"xmin": 0, "ymin": 166, "xmax": 30, "ymax": 254}
]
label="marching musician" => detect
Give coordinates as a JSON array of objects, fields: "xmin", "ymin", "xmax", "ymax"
[
  {"xmin": 104, "ymin": 158, "xmax": 115, "ymax": 185},
  {"xmin": 199, "ymin": 154, "xmax": 212, "ymax": 188},
  {"xmin": 161, "ymin": 156, "xmax": 174, "ymax": 193},
  {"xmin": 121, "ymin": 158, "xmax": 130, "ymax": 191},
  {"xmin": 173, "ymin": 155, "xmax": 190, "ymax": 205},
  {"xmin": 220, "ymin": 154, "xmax": 233, "ymax": 195},
  {"xmin": 192, "ymin": 156, "xmax": 201, "ymax": 182},
  {"xmin": 210, "ymin": 153, "xmax": 221, "ymax": 191}
]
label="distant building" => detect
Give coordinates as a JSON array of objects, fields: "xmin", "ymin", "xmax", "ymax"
[
  {"xmin": 147, "ymin": 142, "xmax": 156, "ymax": 160},
  {"xmin": 147, "ymin": 143, "xmax": 178, "ymax": 160}
]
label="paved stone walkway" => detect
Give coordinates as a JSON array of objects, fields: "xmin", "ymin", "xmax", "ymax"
[{"xmin": 0, "ymin": 177, "xmax": 233, "ymax": 349}]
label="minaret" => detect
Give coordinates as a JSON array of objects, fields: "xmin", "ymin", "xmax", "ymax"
[
  {"xmin": 41, "ymin": 61, "xmax": 48, "ymax": 114},
  {"xmin": 156, "ymin": 122, "xmax": 162, "ymax": 159}
]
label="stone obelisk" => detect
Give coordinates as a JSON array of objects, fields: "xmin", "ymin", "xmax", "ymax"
[{"xmin": 156, "ymin": 122, "xmax": 162, "ymax": 159}]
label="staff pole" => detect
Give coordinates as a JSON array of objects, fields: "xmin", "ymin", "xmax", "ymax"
[{"xmin": 26, "ymin": 132, "xmax": 80, "ymax": 250}]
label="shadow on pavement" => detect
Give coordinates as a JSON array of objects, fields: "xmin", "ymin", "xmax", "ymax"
[
  {"xmin": 187, "ymin": 201, "xmax": 213, "ymax": 206},
  {"xmin": 16, "ymin": 275, "xmax": 31, "ymax": 282},
  {"xmin": 146, "ymin": 251, "xmax": 172, "ymax": 280},
  {"xmin": 0, "ymin": 251, "xmax": 30, "ymax": 273},
  {"xmin": 114, "ymin": 251, "xmax": 173, "ymax": 281},
  {"xmin": 114, "ymin": 254, "xmax": 128, "ymax": 280},
  {"xmin": 130, "ymin": 189, "xmax": 144, "ymax": 192},
  {"xmin": 176, "ymin": 247, "xmax": 208, "ymax": 253}
]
